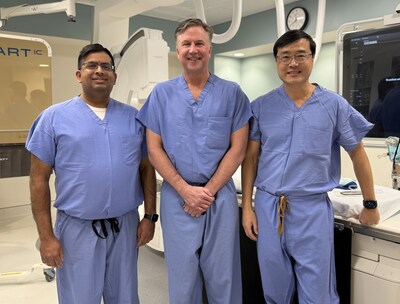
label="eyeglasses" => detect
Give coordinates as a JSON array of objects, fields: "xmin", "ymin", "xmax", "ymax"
[
  {"xmin": 276, "ymin": 53, "xmax": 312, "ymax": 64},
  {"xmin": 81, "ymin": 61, "xmax": 115, "ymax": 72}
]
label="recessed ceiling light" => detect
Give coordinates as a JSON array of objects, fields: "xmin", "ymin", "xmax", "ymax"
[
  {"xmin": 233, "ymin": 52, "xmax": 244, "ymax": 57},
  {"xmin": 39, "ymin": 64, "xmax": 49, "ymax": 67}
]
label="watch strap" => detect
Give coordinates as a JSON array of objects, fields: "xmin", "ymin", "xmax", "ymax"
[{"xmin": 144, "ymin": 213, "xmax": 159, "ymax": 222}]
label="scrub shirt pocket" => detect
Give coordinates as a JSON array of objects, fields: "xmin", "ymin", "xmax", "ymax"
[
  {"xmin": 206, "ymin": 117, "xmax": 231, "ymax": 149},
  {"xmin": 304, "ymin": 127, "xmax": 330, "ymax": 154},
  {"xmin": 120, "ymin": 135, "xmax": 142, "ymax": 166}
]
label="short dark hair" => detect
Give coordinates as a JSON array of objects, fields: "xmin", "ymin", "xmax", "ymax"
[
  {"xmin": 77, "ymin": 43, "xmax": 115, "ymax": 70},
  {"xmin": 9, "ymin": 81, "xmax": 27, "ymax": 96},
  {"xmin": 378, "ymin": 77, "xmax": 396, "ymax": 100},
  {"xmin": 174, "ymin": 18, "xmax": 214, "ymax": 43},
  {"xmin": 273, "ymin": 30, "xmax": 316, "ymax": 59}
]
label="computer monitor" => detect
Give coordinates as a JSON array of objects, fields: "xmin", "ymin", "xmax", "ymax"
[{"xmin": 342, "ymin": 25, "xmax": 400, "ymax": 137}]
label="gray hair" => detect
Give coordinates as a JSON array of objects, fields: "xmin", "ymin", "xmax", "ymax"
[{"xmin": 174, "ymin": 18, "xmax": 213, "ymax": 43}]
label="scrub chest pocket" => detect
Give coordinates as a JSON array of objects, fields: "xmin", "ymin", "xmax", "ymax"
[{"xmin": 207, "ymin": 117, "xmax": 231, "ymax": 149}]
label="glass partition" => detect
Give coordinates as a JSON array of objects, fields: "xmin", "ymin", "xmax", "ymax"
[{"xmin": 0, "ymin": 34, "xmax": 52, "ymax": 144}]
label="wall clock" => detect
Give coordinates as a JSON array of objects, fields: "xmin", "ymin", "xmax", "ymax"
[{"xmin": 286, "ymin": 7, "xmax": 309, "ymax": 30}]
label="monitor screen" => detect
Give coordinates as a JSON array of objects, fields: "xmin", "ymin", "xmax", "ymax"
[{"xmin": 342, "ymin": 25, "xmax": 400, "ymax": 138}]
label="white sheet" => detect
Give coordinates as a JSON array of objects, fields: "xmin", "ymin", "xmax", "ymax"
[
  {"xmin": 329, "ymin": 185, "xmax": 400, "ymax": 223},
  {"xmin": 233, "ymin": 166, "xmax": 400, "ymax": 224},
  {"xmin": 232, "ymin": 168, "xmax": 242, "ymax": 192}
]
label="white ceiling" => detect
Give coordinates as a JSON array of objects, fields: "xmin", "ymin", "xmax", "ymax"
[
  {"xmin": 142, "ymin": 0, "xmax": 299, "ymax": 25},
  {"xmin": 78, "ymin": 0, "xmax": 299, "ymax": 26},
  {"xmin": 75, "ymin": 0, "xmax": 303, "ymax": 58}
]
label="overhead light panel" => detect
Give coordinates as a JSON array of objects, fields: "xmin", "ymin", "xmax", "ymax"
[{"xmin": 233, "ymin": 52, "xmax": 244, "ymax": 57}]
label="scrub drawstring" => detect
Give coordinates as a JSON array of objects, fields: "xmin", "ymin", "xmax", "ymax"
[
  {"xmin": 278, "ymin": 195, "xmax": 288, "ymax": 236},
  {"xmin": 92, "ymin": 218, "xmax": 120, "ymax": 241}
]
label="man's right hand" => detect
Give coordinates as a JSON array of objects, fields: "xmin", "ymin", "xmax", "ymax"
[
  {"xmin": 39, "ymin": 236, "xmax": 64, "ymax": 268},
  {"xmin": 242, "ymin": 207, "xmax": 258, "ymax": 241},
  {"xmin": 182, "ymin": 185, "xmax": 214, "ymax": 217}
]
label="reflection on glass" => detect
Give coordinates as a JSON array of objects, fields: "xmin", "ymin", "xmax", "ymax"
[
  {"xmin": 381, "ymin": 84, "xmax": 400, "ymax": 137},
  {"xmin": 0, "ymin": 35, "xmax": 52, "ymax": 144},
  {"xmin": 367, "ymin": 77, "xmax": 398, "ymax": 137},
  {"xmin": 2, "ymin": 81, "xmax": 40, "ymax": 129}
]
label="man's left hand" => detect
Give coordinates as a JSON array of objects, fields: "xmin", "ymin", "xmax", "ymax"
[
  {"xmin": 136, "ymin": 219, "xmax": 156, "ymax": 247},
  {"xmin": 359, "ymin": 208, "xmax": 380, "ymax": 225}
]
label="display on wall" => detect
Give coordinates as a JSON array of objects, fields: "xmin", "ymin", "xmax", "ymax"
[{"xmin": 342, "ymin": 25, "xmax": 400, "ymax": 138}]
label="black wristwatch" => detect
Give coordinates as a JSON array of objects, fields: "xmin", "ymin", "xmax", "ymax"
[
  {"xmin": 363, "ymin": 200, "xmax": 378, "ymax": 209},
  {"xmin": 144, "ymin": 213, "xmax": 159, "ymax": 222}
]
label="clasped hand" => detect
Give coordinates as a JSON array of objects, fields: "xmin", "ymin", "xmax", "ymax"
[{"xmin": 182, "ymin": 185, "xmax": 215, "ymax": 217}]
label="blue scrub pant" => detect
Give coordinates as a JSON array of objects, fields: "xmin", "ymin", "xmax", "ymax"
[
  {"xmin": 54, "ymin": 209, "xmax": 140, "ymax": 304},
  {"xmin": 254, "ymin": 190, "xmax": 339, "ymax": 304},
  {"xmin": 160, "ymin": 181, "xmax": 242, "ymax": 304}
]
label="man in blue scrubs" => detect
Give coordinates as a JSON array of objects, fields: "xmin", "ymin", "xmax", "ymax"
[
  {"xmin": 241, "ymin": 30, "xmax": 380, "ymax": 304},
  {"xmin": 137, "ymin": 18, "xmax": 252, "ymax": 303},
  {"xmin": 26, "ymin": 43, "xmax": 157, "ymax": 304}
]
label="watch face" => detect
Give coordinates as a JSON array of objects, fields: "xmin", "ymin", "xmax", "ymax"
[
  {"xmin": 363, "ymin": 200, "xmax": 377, "ymax": 209},
  {"xmin": 287, "ymin": 7, "xmax": 308, "ymax": 30},
  {"xmin": 151, "ymin": 214, "xmax": 159, "ymax": 222},
  {"xmin": 145, "ymin": 213, "xmax": 159, "ymax": 222}
]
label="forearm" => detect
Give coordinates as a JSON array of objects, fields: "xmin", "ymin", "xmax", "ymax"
[
  {"xmin": 348, "ymin": 143, "xmax": 380, "ymax": 225},
  {"xmin": 30, "ymin": 178, "xmax": 54, "ymax": 241},
  {"xmin": 206, "ymin": 125, "xmax": 249, "ymax": 196},
  {"xmin": 349, "ymin": 143, "xmax": 376, "ymax": 200},
  {"xmin": 139, "ymin": 158, "xmax": 157, "ymax": 214},
  {"xmin": 148, "ymin": 144, "xmax": 187, "ymax": 197},
  {"xmin": 29, "ymin": 154, "xmax": 55, "ymax": 241},
  {"xmin": 354, "ymin": 161, "xmax": 376, "ymax": 200},
  {"xmin": 206, "ymin": 147, "xmax": 245, "ymax": 196},
  {"xmin": 241, "ymin": 140, "xmax": 259, "ymax": 211}
]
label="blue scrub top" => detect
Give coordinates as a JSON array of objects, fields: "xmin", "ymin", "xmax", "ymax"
[
  {"xmin": 250, "ymin": 85, "xmax": 373, "ymax": 196},
  {"xmin": 137, "ymin": 74, "xmax": 252, "ymax": 184},
  {"xmin": 26, "ymin": 97, "xmax": 146, "ymax": 219}
]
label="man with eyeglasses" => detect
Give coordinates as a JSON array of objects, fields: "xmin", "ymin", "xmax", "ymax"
[
  {"xmin": 241, "ymin": 30, "xmax": 380, "ymax": 303},
  {"xmin": 26, "ymin": 43, "xmax": 156, "ymax": 304}
]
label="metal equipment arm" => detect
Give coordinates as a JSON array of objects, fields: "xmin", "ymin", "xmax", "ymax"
[
  {"xmin": 194, "ymin": 0, "xmax": 242, "ymax": 44},
  {"xmin": 0, "ymin": 0, "xmax": 76, "ymax": 28}
]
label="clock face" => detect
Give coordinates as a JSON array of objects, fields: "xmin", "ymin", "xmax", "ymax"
[{"xmin": 286, "ymin": 7, "xmax": 308, "ymax": 30}]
